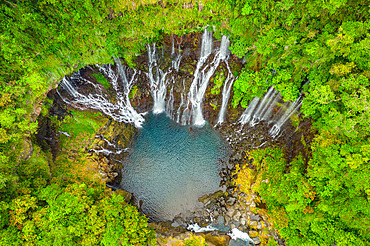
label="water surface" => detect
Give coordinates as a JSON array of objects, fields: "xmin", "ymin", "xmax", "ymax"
[{"xmin": 121, "ymin": 113, "xmax": 228, "ymax": 221}]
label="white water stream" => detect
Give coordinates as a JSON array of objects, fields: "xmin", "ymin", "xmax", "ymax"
[
  {"xmin": 59, "ymin": 29, "xmax": 302, "ymax": 139},
  {"xmin": 238, "ymin": 86, "xmax": 302, "ymax": 137},
  {"xmin": 59, "ymin": 61, "xmax": 145, "ymax": 128}
]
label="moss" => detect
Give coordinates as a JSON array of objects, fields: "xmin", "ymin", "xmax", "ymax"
[
  {"xmin": 129, "ymin": 85, "xmax": 139, "ymax": 99},
  {"xmin": 249, "ymin": 231, "xmax": 259, "ymax": 238},
  {"xmin": 52, "ymin": 109, "xmax": 109, "ymax": 184},
  {"xmin": 199, "ymin": 190, "xmax": 224, "ymax": 203},
  {"xmin": 91, "ymin": 73, "xmax": 111, "ymax": 89},
  {"xmin": 59, "ymin": 110, "xmax": 106, "ymax": 138},
  {"xmin": 172, "ymin": 234, "xmax": 208, "ymax": 246},
  {"xmin": 204, "ymin": 234, "xmax": 230, "ymax": 246},
  {"xmin": 209, "ymin": 102, "xmax": 219, "ymax": 110},
  {"xmin": 210, "ymin": 69, "xmax": 225, "ymax": 95}
]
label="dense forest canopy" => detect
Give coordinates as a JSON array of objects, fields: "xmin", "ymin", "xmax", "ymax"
[{"xmin": 0, "ymin": 0, "xmax": 369, "ymax": 245}]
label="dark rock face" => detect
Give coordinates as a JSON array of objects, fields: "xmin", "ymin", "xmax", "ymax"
[{"xmin": 35, "ymin": 90, "xmax": 71, "ymax": 160}]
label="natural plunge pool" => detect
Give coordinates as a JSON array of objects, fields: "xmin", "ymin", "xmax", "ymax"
[{"xmin": 120, "ymin": 113, "xmax": 229, "ymax": 221}]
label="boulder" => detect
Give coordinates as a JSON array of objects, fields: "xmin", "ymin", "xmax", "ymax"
[
  {"xmin": 250, "ymin": 214, "xmax": 261, "ymax": 221},
  {"xmin": 226, "ymin": 208, "xmax": 235, "ymax": 217},
  {"xmin": 226, "ymin": 197, "xmax": 236, "ymax": 205},
  {"xmin": 252, "ymin": 237, "xmax": 261, "ymax": 245},
  {"xmin": 240, "ymin": 217, "xmax": 246, "ymax": 226},
  {"xmin": 257, "ymin": 222, "xmax": 263, "ymax": 230},
  {"xmin": 249, "ymin": 221, "xmax": 258, "ymax": 227},
  {"xmin": 233, "ymin": 211, "xmax": 241, "ymax": 221}
]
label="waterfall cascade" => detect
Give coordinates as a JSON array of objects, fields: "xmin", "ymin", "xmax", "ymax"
[
  {"xmin": 216, "ymin": 62, "xmax": 236, "ymax": 125},
  {"xmin": 146, "ymin": 43, "xmax": 168, "ymax": 114},
  {"xmin": 238, "ymin": 86, "xmax": 302, "ymax": 137},
  {"xmin": 59, "ymin": 29, "xmax": 301, "ymax": 138},
  {"xmin": 143, "ymin": 30, "xmax": 233, "ymax": 127},
  {"xmin": 182, "ymin": 33, "xmax": 230, "ymax": 126},
  {"xmin": 59, "ymin": 60, "xmax": 145, "ymax": 128}
]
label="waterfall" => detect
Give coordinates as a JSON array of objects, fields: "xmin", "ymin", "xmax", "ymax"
[
  {"xmin": 144, "ymin": 30, "xmax": 233, "ymax": 127},
  {"xmin": 216, "ymin": 62, "xmax": 235, "ymax": 125},
  {"xmin": 60, "ymin": 77, "xmax": 78, "ymax": 97},
  {"xmin": 176, "ymin": 83, "xmax": 185, "ymax": 123},
  {"xmin": 180, "ymin": 30, "xmax": 213, "ymax": 125},
  {"xmin": 171, "ymin": 37, "xmax": 182, "ymax": 71},
  {"xmin": 58, "ymin": 30, "xmax": 300, "ymax": 135},
  {"xmin": 269, "ymin": 96, "xmax": 302, "ymax": 137},
  {"xmin": 238, "ymin": 97, "xmax": 260, "ymax": 125},
  {"xmin": 166, "ymin": 86, "xmax": 175, "ymax": 118},
  {"xmin": 249, "ymin": 86, "xmax": 280, "ymax": 126},
  {"xmin": 146, "ymin": 39, "xmax": 184, "ymax": 118},
  {"xmin": 238, "ymin": 86, "xmax": 302, "ymax": 138},
  {"xmin": 182, "ymin": 32, "xmax": 230, "ymax": 126},
  {"xmin": 238, "ymin": 87, "xmax": 280, "ymax": 127},
  {"xmin": 146, "ymin": 43, "xmax": 168, "ymax": 114},
  {"xmin": 59, "ymin": 60, "xmax": 145, "ymax": 128}
]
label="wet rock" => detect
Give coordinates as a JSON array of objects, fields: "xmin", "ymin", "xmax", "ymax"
[
  {"xmin": 240, "ymin": 217, "xmax": 246, "ymax": 226},
  {"xmin": 225, "ymin": 216, "xmax": 230, "ymax": 226},
  {"xmin": 112, "ymin": 189, "xmax": 131, "ymax": 203},
  {"xmin": 249, "ymin": 221, "xmax": 258, "ymax": 227},
  {"xmin": 203, "ymin": 231, "xmax": 231, "ymax": 246},
  {"xmin": 238, "ymin": 225, "xmax": 246, "ymax": 231},
  {"xmin": 233, "ymin": 211, "xmax": 241, "ymax": 221},
  {"xmin": 226, "ymin": 197, "xmax": 236, "ymax": 205},
  {"xmin": 250, "ymin": 214, "xmax": 261, "ymax": 221},
  {"xmin": 99, "ymin": 170, "xmax": 107, "ymax": 179},
  {"xmin": 257, "ymin": 222, "xmax": 263, "ymax": 230},
  {"xmin": 227, "ymin": 161, "xmax": 234, "ymax": 169},
  {"xmin": 226, "ymin": 186, "xmax": 235, "ymax": 194},
  {"xmin": 231, "ymin": 192, "xmax": 238, "ymax": 198},
  {"xmin": 226, "ymin": 208, "xmax": 235, "ymax": 217},
  {"xmin": 199, "ymin": 190, "xmax": 224, "ymax": 205},
  {"xmin": 253, "ymin": 237, "xmax": 261, "ymax": 245}
]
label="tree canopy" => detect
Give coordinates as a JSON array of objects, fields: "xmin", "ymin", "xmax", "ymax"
[{"xmin": 0, "ymin": 0, "xmax": 369, "ymax": 245}]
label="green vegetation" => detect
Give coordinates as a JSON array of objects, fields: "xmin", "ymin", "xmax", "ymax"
[
  {"xmin": 210, "ymin": 69, "xmax": 226, "ymax": 95},
  {"xmin": 92, "ymin": 73, "xmax": 111, "ymax": 89},
  {"xmin": 1, "ymin": 0, "xmax": 369, "ymax": 245},
  {"xmin": 0, "ymin": 183, "xmax": 155, "ymax": 246},
  {"xmin": 228, "ymin": 0, "xmax": 370, "ymax": 245}
]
